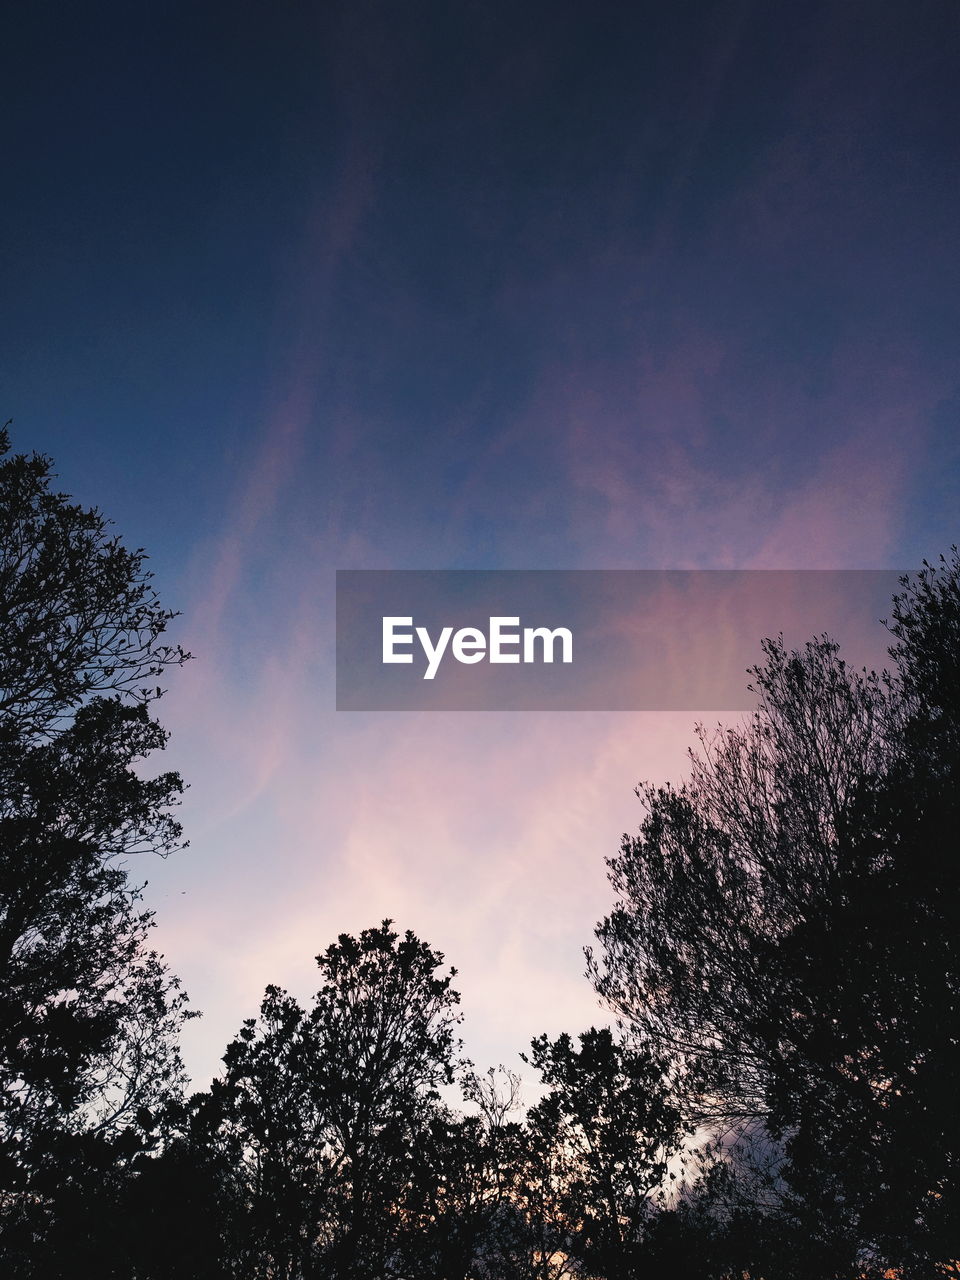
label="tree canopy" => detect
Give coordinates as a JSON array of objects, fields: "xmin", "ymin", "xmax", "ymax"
[
  {"xmin": 0, "ymin": 427, "xmax": 193, "ymax": 1273},
  {"xmin": 589, "ymin": 552, "xmax": 960, "ymax": 1275}
]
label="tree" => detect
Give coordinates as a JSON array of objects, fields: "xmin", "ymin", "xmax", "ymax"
[
  {"xmin": 306, "ymin": 921, "xmax": 463, "ymax": 1278},
  {"xmin": 0, "ymin": 427, "xmax": 193, "ymax": 1268},
  {"xmin": 391, "ymin": 1106, "xmax": 502, "ymax": 1280},
  {"xmin": 588, "ymin": 552, "xmax": 960, "ymax": 1273},
  {"xmin": 196, "ymin": 921, "xmax": 463, "ymax": 1280},
  {"xmin": 523, "ymin": 1027, "xmax": 687, "ymax": 1280}
]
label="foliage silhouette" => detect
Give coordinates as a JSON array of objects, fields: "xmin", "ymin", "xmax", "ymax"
[
  {"xmin": 523, "ymin": 1028, "xmax": 687, "ymax": 1280},
  {"xmin": 0, "ymin": 428, "xmax": 193, "ymax": 1273},
  {"xmin": 192, "ymin": 921, "xmax": 463, "ymax": 1279},
  {"xmin": 589, "ymin": 551, "xmax": 960, "ymax": 1274}
]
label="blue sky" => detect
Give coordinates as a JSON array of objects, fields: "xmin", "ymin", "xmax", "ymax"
[{"xmin": 2, "ymin": 0, "xmax": 958, "ymax": 1086}]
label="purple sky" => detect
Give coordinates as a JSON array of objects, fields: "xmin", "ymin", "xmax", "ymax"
[{"xmin": 1, "ymin": 0, "xmax": 958, "ymax": 1086}]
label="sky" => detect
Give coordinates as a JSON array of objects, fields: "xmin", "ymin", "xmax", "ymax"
[{"xmin": 1, "ymin": 0, "xmax": 958, "ymax": 1090}]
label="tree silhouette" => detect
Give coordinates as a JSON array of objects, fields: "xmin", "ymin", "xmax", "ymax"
[
  {"xmin": 589, "ymin": 552, "xmax": 960, "ymax": 1273},
  {"xmin": 0, "ymin": 427, "xmax": 192, "ymax": 1271},
  {"xmin": 524, "ymin": 1028, "xmax": 687, "ymax": 1280},
  {"xmin": 194, "ymin": 921, "xmax": 463, "ymax": 1279}
]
